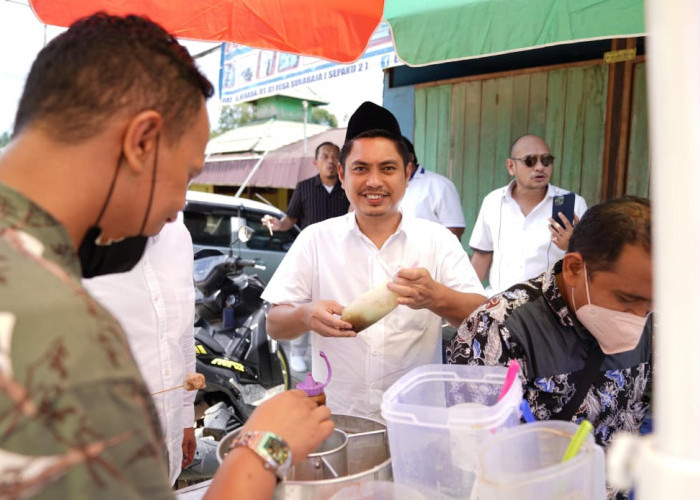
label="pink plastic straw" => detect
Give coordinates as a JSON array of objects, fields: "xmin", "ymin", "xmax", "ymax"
[{"xmin": 497, "ymin": 359, "xmax": 520, "ymax": 402}]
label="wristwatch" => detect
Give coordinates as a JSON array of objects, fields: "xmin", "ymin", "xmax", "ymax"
[{"xmin": 229, "ymin": 431, "xmax": 292, "ymax": 481}]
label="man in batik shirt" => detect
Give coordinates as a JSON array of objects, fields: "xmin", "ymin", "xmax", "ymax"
[{"xmin": 448, "ymin": 196, "xmax": 652, "ymax": 452}]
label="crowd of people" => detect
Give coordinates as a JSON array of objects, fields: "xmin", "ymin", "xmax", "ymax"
[{"xmin": 0, "ymin": 12, "xmax": 651, "ymax": 500}]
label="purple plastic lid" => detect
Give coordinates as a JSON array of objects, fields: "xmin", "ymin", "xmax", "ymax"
[{"xmin": 296, "ymin": 351, "xmax": 332, "ymax": 397}]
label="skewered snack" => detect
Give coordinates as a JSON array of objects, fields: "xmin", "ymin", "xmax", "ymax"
[{"xmin": 151, "ymin": 373, "xmax": 206, "ymax": 396}]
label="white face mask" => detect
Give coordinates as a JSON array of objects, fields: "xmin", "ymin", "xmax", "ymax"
[{"xmin": 572, "ymin": 264, "xmax": 648, "ymax": 355}]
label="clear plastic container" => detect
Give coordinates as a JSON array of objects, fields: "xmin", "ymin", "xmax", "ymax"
[
  {"xmin": 380, "ymin": 364, "xmax": 523, "ymax": 498},
  {"xmin": 330, "ymin": 480, "xmax": 424, "ymax": 499},
  {"xmin": 474, "ymin": 421, "xmax": 606, "ymax": 500}
]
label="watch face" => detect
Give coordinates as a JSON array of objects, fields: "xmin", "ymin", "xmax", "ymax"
[{"xmin": 263, "ymin": 433, "xmax": 291, "ymax": 466}]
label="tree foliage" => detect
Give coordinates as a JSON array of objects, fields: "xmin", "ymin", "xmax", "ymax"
[
  {"xmin": 0, "ymin": 131, "xmax": 10, "ymax": 148},
  {"xmin": 211, "ymin": 103, "xmax": 255, "ymax": 137},
  {"xmin": 310, "ymin": 108, "xmax": 338, "ymax": 127}
]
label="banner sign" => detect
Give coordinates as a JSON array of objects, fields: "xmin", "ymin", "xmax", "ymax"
[{"xmin": 218, "ymin": 22, "xmax": 400, "ymax": 104}]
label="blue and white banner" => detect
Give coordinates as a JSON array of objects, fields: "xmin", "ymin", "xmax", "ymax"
[{"xmin": 218, "ymin": 22, "xmax": 400, "ymax": 104}]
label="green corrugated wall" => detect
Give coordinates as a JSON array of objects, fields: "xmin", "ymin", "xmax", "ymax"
[{"xmin": 414, "ymin": 61, "xmax": 650, "ymax": 250}]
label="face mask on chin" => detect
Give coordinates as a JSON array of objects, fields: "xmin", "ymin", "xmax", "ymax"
[
  {"xmin": 79, "ymin": 137, "xmax": 158, "ymax": 279},
  {"xmin": 572, "ymin": 263, "xmax": 648, "ymax": 355},
  {"xmin": 78, "ymin": 228, "xmax": 148, "ymax": 278}
]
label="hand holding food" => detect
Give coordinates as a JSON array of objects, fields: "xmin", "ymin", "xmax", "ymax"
[{"xmin": 261, "ymin": 215, "xmax": 279, "ymax": 235}]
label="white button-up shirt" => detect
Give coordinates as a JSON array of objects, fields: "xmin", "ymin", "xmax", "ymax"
[
  {"xmin": 469, "ymin": 181, "xmax": 587, "ymax": 296},
  {"xmin": 262, "ymin": 212, "xmax": 484, "ymax": 420},
  {"xmin": 401, "ymin": 166, "xmax": 466, "ymax": 228},
  {"xmin": 83, "ymin": 219, "xmax": 196, "ymax": 485}
]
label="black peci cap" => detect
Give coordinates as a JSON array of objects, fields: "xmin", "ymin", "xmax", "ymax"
[{"xmin": 344, "ymin": 101, "xmax": 402, "ymax": 144}]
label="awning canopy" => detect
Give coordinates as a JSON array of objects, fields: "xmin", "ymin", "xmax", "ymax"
[
  {"xmin": 384, "ymin": 0, "xmax": 645, "ymax": 66},
  {"xmin": 28, "ymin": 0, "xmax": 384, "ymax": 63},
  {"xmin": 29, "ymin": 0, "xmax": 644, "ymax": 66}
]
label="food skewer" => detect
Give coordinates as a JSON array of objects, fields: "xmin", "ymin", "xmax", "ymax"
[{"xmin": 151, "ymin": 373, "xmax": 206, "ymax": 396}]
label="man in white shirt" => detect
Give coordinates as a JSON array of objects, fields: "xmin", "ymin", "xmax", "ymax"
[
  {"xmin": 83, "ymin": 218, "xmax": 197, "ymax": 485},
  {"xmin": 400, "ymin": 136, "xmax": 466, "ymax": 240},
  {"xmin": 469, "ymin": 134, "xmax": 587, "ymax": 296},
  {"xmin": 262, "ymin": 102, "xmax": 486, "ymax": 419}
]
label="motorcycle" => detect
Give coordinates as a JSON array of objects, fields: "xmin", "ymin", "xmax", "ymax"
[{"xmin": 179, "ymin": 226, "xmax": 290, "ymax": 481}]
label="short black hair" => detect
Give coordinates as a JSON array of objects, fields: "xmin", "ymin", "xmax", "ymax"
[
  {"xmin": 339, "ymin": 129, "xmax": 410, "ymax": 169},
  {"xmin": 401, "ymin": 136, "xmax": 418, "ymax": 165},
  {"xmin": 314, "ymin": 141, "xmax": 340, "ymax": 159},
  {"xmin": 13, "ymin": 12, "xmax": 214, "ymax": 144},
  {"xmin": 569, "ymin": 196, "xmax": 651, "ymax": 274}
]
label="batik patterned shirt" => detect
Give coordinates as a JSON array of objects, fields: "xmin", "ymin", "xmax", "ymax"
[
  {"xmin": 0, "ymin": 182, "xmax": 174, "ymax": 499},
  {"xmin": 447, "ymin": 260, "xmax": 652, "ymax": 450}
]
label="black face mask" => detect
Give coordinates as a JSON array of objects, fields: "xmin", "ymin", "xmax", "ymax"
[
  {"xmin": 78, "ymin": 137, "xmax": 158, "ymax": 278},
  {"xmin": 78, "ymin": 229, "xmax": 148, "ymax": 278}
]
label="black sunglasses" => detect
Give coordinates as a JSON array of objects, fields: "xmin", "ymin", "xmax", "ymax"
[{"xmin": 511, "ymin": 154, "xmax": 555, "ymax": 167}]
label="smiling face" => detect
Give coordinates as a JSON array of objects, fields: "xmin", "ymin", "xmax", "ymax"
[
  {"xmin": 338, "ymin": 137, "xmax": 411, "ymax": 223},
  {"xmin": 507, "ymin": 135, "xmax": 552, "ymax": 192}
]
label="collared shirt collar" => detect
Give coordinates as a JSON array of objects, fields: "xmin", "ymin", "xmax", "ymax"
[
  {"xmin": 540, "ymin": 259, "xmax": 577, "ymax": 328},
  {"xmin": 348, "ymin": 209, "xmax": 407, "ymax": 249},
  {"xmin": 502, "ymin": 179, "xmax": 556, "ymax": 202},
  {"xmin": 313, "ymin": 173, "xmax": 341, "ymax": 193}
]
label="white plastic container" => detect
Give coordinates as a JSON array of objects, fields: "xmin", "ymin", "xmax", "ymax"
[
  {"xmin": 380, "ymin": 364, "xmax": 522, "ymax": 498},
  {"xmin": 474, "ymin": 421, "xmax": 606, "ymax": 500}
]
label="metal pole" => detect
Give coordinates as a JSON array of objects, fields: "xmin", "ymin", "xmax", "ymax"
[
  {"xmin": 302, "ymin": 100, "xmax": 308, "ymax": 154},
  {"xmin": 233, "ymin": 151, "xmax": 268, "ymax": 198}
]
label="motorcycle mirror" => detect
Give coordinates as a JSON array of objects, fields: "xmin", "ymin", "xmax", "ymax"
[{"xmin": 237, "ymin": 225, "xmax": 254, "ymax": 243}]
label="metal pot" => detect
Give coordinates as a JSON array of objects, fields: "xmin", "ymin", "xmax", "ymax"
[{"xmin": 217, "ymin": 414, "xmax": 392, "ymax": 499}]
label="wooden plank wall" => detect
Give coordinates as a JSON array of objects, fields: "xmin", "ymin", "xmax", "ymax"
[
  {"xmin": 626, "ymin": 62, "xmax": 650, "ymax": 197},
  {"xmin": 415, "ymin": 62, "xmax": 610, "ymax": 249}
]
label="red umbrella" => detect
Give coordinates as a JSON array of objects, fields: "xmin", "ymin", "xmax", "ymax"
[{"xmin": 27, "ymin": 0, "xmax": 384, "ymax": 63}]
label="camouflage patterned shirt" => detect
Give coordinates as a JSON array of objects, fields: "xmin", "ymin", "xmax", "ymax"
[{"xmin": 0, "ymin": 182, "xmax": 174, "ymax": 499}]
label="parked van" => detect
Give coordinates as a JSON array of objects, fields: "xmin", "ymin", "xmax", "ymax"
[{"xmin": 183, "ymin": 190, "xmax": 298, "ymax": 283}]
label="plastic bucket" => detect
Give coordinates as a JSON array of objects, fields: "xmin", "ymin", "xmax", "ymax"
[
  {"xmin": 474, "ymin": 421, "xmax": 606, "ymax": 499},
  {"xmin": 380, "ymin": 364, "xmax": 522, "ymax": 498}
]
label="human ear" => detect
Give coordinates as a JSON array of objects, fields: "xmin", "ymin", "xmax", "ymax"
[
  {"xmin": 121, "ymin": 110, "xmax": 163, "ymax": 175},
  {"xmin": 506, "ymin": 158, "xmax": 516, "ymax": 176},
  {"xmin": 561, "ymin": 252, "xmax": 584, "ymax": 289},
  {"xmin": 337, "ymin": 163, "xmax": 345, "ymax": 186}
]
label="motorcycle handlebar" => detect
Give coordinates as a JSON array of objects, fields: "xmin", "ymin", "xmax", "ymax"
[{"xmin": 194, "ymin": 257, "xmax": 263, "ymax": 296}]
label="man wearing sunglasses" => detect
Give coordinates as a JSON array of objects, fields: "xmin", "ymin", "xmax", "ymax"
[{"xmin": 469, "ymin": 134, "xmax": 587, "ymax": 295}]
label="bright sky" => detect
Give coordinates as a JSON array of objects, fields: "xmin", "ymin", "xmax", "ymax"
[{"xmin": 0, "ymin": 0, "xmax": 383, "ymax": 135}]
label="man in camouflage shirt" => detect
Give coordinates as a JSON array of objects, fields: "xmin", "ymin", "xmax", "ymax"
[
  {"xmin": 448, "ymin": 196, "xmax": 652, "ymax": 453},
  {"xmin": 0, "ymin": 13, "xmax": 213, "ymax": 499}
]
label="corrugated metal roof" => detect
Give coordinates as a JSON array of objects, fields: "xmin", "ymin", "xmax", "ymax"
[
  {"xmin": 205, "ymin": 119, "xmax": 330, "ymax": 156},
  {"xmin": 195, "ymin": 128, "xmax": 346, "ymax": 189}
]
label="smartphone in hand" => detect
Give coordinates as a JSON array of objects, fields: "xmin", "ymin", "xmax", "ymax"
[{"xmin": 552, "ymin": 192, "xmax": 576, "ymax": 227}]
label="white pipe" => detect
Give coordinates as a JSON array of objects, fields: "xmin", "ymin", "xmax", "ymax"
[
  {"xmin": 614, "ymin": 0, "xmax": 700, "ymax": 497},
  {"xmin": 302, "ymin": 100, "xmax": 308, "ymax": 154},
  {"xmin": 233, "ymin": 150, "xmax": 268, "ymax": 198},
  {"xmin": 647, "ymin": 0, "xmax": 700, "ymax": 460}
]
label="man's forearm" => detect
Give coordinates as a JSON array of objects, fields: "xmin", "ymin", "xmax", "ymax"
[
  {"xmin": 266, "ymin": 304, "xmax": 310, "ymax": 339},
  {"xmin": 470, "ymin": 250, "xmax": 493, "ymax": 282},
  {"xmin": 429, "ymin": 284, "xmax": 486, "ymax": 327},
  {"xmin": 277, "ymin": 215, "xmax": 296, "ymax": 232}
]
